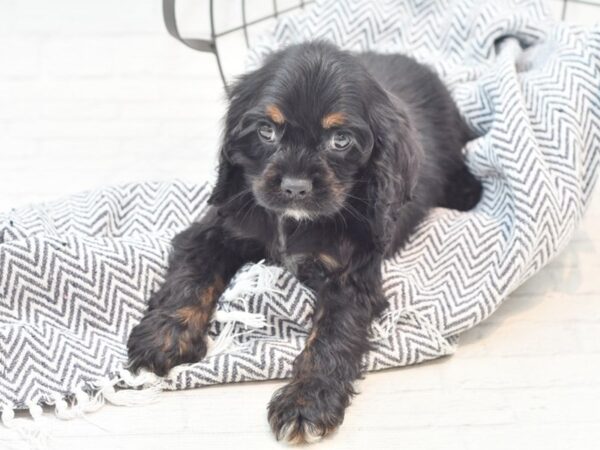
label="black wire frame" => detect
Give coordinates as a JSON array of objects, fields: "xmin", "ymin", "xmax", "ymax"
[
  {"xmin": 162, "ymin": 0, "xmax": 312, "ymax": 93},
  {"xmin": 163, "ymin": 0, "xmax": 592, "ymax": 90}
]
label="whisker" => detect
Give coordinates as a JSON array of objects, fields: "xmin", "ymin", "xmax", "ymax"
[
  {"xmin": 341, "ymin": 202, "xmax": 370, "ymax": 225},
  {"xmin": 216, "ymin": 187, "xmax": 253, "ymax": 208},
  {"xmin": 239, "ymin": 196, "xmax": 258, "ymax": 225}
]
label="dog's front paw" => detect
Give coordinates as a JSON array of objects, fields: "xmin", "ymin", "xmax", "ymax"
[
  {"xmin": 127, "ymin": 308, "xmax": 208, "ymax": 376},
  {"xmin": 268, "ymin": 380, "xmax": 349, "ymax": 445}
]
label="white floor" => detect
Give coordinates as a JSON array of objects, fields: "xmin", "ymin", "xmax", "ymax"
[{"xmin": 1, "ymin": 1, "xmax": 600, "ymax": 449}]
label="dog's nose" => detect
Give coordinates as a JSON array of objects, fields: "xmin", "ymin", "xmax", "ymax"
[{"xmin": 281, "ymin": 177, "xmax": 312, "ymax": 199}]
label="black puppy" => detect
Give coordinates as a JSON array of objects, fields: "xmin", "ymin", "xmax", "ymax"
[{"xmin": 128, "ymin": 41, "xmax": 481, "ymax": 443}]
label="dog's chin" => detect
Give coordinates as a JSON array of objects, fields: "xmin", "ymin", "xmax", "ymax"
[
  {"xmin": 274, "ymin": 203, "xmax": 345, "ymax": 222},
  {"xmin": 265, "ymin": 202, "xmax": 321, "ymax": 222},
  {"xmin": 281, "ymin": 208, "xmax": 315, "ymax": 221},
  {"xmin": 252, "ymin": 191, "xmax": 336, "ymax": 222}
]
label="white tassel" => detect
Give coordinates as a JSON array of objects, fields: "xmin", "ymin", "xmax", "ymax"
[
  {"xmin": 52, "ymin": 391, "xmax": 110, "ymax": 433},
  {"xmin": 74, "ymin": 387, "xmax": 105, "ymax": 413},
  {"xmin": 53, "ymin": 393, "xmax": 84, "ymax": 421},
  {"xmin": 213, "ymin": 310, "xmax": 267, "ymax": 328},
  {"xmin": 100, "ymin": 382, "xmax": 162, "ymax": 407},
  {"xmin": 1, "ymin": 407, "xmax": 16, "ymax": 427},
  {"xmin": 205, "ymin": 322, "xmax": 237, "ymax": 357},
  {"xmin": 201, "ymin": 261, "xmax": 278, "ymax": 358},
  {"xmin": 26, "ymin": 401, "xmax": 44, "ymax": 421},
  {"xmin": 117, "ymin": 368, "xmax": 161, "ymax": 388},
  {"xmin": 99, "ymin": 370, "xmax": 163, "ymax": 406},
  {"xmin": 53, "ymin": 395, "xmax": 75, "ymax": 420},
  {"xmin": 221, "ymin": 261, "xmax": 285, "ymax": 303}
]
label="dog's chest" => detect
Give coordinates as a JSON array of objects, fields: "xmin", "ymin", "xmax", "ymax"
[
  {"xmin": 273, "ymin": 217, "xmax": 301, "ymax": 275},
  {"xmin": 271, "ymin": 218, "xmax": 340, "ymax": 285}
]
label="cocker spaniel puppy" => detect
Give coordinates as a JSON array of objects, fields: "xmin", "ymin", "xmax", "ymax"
[{"xmin": 128, "ymin": 41, "xmax": 481, "ymax": 443}]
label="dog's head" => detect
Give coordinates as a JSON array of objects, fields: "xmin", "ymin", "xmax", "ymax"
[{"xmin": 210, "ymin": 41, "xmax": 420, "ymax": 240}]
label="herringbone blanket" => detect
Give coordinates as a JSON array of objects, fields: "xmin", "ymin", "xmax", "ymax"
[{"xmin": 1, "ymin": 0, "xmax": 599, "ymax": 415}]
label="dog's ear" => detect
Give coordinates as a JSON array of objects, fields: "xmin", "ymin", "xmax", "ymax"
[
  {"xmin": 365, "ymin": 83, "xmax": 422, "ymax": 252},
  {"xmin": 208, "ymin": 71, "xmax": 263, "ymax": 207},
  {"xmin": 208, "ymin": 153, "xmax": 243, "ymax": 207}
]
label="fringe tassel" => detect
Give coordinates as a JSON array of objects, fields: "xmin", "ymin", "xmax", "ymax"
[
  {"xmin": 220, "ymin": 261, "xmax": 286, "ymax": 302},
  {"xmin": 99, "ymin": 370, "xmax": 162, "ymax": 407},
  {"xmin": 205, "ymin": 261, "xmax": 280, "ymax": 357}
]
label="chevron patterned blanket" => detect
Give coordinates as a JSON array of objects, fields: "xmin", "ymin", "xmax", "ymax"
[{"xmin": 1, "ymin": 0, "xmax": 599, "ymax": 419}]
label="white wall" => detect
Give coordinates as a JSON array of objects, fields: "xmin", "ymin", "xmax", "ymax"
[
  {"xmin": 0, "ymin": 0, "xmax": 231, "ymax": 210},
  {"xmin": 0, "ymin": 0, "xmax": 599, "ymax": 210}
]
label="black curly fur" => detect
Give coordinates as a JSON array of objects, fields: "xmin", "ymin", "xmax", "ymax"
[{"xmin": 127, "ymin": 41, "xmax": 481, "ymax": 442}]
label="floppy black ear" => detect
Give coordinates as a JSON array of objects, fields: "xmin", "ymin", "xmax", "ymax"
[
  {"xmin": 208, "ymin": 69, "xmax": 265, "ymax": 207},
  {"xmin": 207, "ymin": 152, "xmax": 244, "ymax": 207},
  {"xmin": 365, "ymin": 85, "xmax": 422, "ymax": 252}
]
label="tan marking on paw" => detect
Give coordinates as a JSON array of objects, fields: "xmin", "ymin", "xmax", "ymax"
[
  {"xmin": 175, "ymin": 276, "xmax": 225, "ymax": 330},
  {"xmin": 160, "ymin": 329, "xmax": 173, "ymax": 352},
  {"xmin": 175, "ymin": 306, "xmax": 209, "ymax": 331},
  {"xmin": 199, "ymin": 275, "xmax": 225, "ymax": 306},
  {"xmin": 177, "ymin": 329, "xmax": 192, "ymax": 356},
  {"xmin": 304, "ymin": 306, "xmax": 324, "ymax": 349}
]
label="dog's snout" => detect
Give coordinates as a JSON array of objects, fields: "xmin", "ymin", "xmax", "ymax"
[{"xmin": 281, "ymin": 177, "xmax": 313, "ymax": 199}]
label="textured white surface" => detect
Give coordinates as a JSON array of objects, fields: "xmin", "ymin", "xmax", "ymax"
[
  {"xmin": 1, "ymin": 1, "xmax": 600, "ymax": 449},
  {"xmin": 0, "ymin": 0, "xmax": 226, "ymax": 212}
]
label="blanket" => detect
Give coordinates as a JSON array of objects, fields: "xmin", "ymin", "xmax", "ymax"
[{"xmin": 1, "ymin": 0, "xmax": 599, "ymax": 416}]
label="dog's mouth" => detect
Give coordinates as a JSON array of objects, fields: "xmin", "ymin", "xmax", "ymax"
[
  {"xmin": 251, "ymin": 185, "xmax": 335, "ymax": 221},
  {"xmin": 250, "ymin": 172, "xmax": 350, "ymax": 222},
  {"xmin": 255, "ymin": 194, "xmax": 322, "ymax": 221}
]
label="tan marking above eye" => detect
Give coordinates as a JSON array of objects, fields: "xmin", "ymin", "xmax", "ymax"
[
  {"xmin": 322, "ymin": 112, "xmax": 346, "ymax": 129},
  {"xmin": 265, "ymin": 104, "xmax": 285, "ymax": 124}
]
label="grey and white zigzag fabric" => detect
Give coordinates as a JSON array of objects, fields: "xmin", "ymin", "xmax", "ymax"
[{"xmin": 1, "ymin": 0, "xmax": 599, "ymax": 413}]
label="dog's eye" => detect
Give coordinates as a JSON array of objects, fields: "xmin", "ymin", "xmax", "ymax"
[
  {"xmin": 258, "ymin": 124, "xmax": 276, "ymax": 142},
  {"xmin": 331, "ymin": 132, "xmax": 352, "ymax": 150}
]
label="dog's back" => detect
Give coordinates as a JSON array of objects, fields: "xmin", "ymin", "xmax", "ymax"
[{"xmin": 358, "ymin": 52, "xmax": 481, "ymax": 212}]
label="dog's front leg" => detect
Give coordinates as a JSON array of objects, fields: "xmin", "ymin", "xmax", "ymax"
[
  {"xmin": 127, "ymin": 209, "xmax": 264, "ymax": 376},
  {"xmin": 268, "ymin": 258, "xmax": 386, "ymax": 444}
]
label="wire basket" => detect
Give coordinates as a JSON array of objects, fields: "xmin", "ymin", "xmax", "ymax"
[
  {"xmin": 163, "ymin": 0, "xmax": 577, "ymax": 92},
  {"xmin": 163, "ymin": 0, "xmax": 313, "ymax": 92}
]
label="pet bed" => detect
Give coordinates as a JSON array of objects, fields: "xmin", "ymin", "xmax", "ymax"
[{"xmin": 1, "ymin": 0, "xmax": 599, "ymax": 422}]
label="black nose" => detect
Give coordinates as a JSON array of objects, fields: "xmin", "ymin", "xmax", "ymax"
[{"xmin": 281, "ymin": 177, "xmax": 313, "ymax": 199}]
